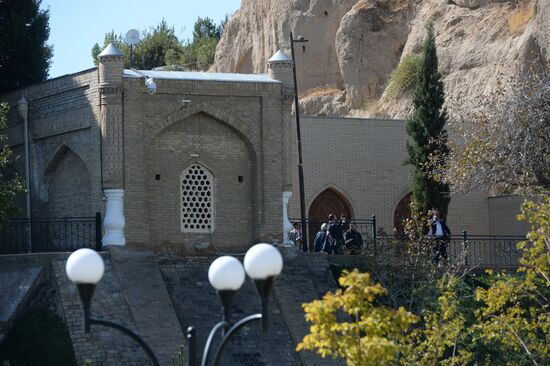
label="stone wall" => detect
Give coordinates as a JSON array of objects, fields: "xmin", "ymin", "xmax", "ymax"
[
  {"xmin": 1, "ymin": 69, "xmax": 102, "ymax": 219},
  {"xmin": 488, "ymin": 195, "xmax": 529, "ymax": 236}
]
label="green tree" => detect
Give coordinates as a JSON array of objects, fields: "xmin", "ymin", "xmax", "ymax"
[
  {"xmin": 405, "ymin": 21, "xmax": 450, "ymax": 216},
  {"xmin": 0, "ymin": 0, "xmax": 53, "ymax": 94},
  {"xmin": 180, "ymin": 16, "xmax": 225, "ymax": 71},
  {"xmin": 91, "ymin": 21, "xmax": 184, "ymax": 70},
  {"xmin": 0, "ymin": 103, "xmax": 25, "ymax": 228}
]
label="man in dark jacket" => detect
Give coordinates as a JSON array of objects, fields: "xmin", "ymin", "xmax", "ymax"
[
  {"xmin": 344, "ymin": 222, "xmax": 363, "ymax": 255},
  {"xmin": 313, "ymin": 223, "xmax": 328, "ymax": 253},
  {"xmin": 327, "ymin": 214, "xmax": 345, "ymax": 254},
  {"xmin": 428, "ymin": 209, "xmax": 451, "ymax": 264}
]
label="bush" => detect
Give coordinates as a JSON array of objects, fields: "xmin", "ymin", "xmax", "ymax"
[{"xmin": 385, "ymin": 53, "xmax": 422, "ymax": 98}]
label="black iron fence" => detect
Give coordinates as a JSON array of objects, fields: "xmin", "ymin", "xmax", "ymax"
[
  {"xmin": 291, "ymin": 216, "xmax": 524, "ymax": 268},
  {"xmin": 360, "ymin": 232, "xmax": 524, "ymax": 268},
  {"xmin": 0, "ymin": 212, "xmax": 102, "ymax": 254}
]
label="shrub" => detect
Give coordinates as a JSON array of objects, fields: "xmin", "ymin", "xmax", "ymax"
[{"xmin": 385, "ymin": 53, "xmax": 422, "ymax": 99}]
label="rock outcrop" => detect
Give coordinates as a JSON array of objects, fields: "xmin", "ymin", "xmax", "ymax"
[{"xmin": 212, "ymin": 0, "xmax": 549, "ymax": 118}]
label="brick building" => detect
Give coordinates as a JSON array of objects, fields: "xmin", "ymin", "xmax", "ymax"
[{"xmin": 0, "ymin": 44, "xmax": 527, "ymax": 252}]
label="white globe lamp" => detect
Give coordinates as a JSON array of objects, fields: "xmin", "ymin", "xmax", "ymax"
[
  {"xmin": 244, "ymin": 243, "xmax": 283, "ymax": 280},
  {"xmin": 208, "ymin": 256, "xmax": 245, "ymax": 291},
  {"xmin": 66, "ymin": 248, "xmax": 105, "ymax": 284}
]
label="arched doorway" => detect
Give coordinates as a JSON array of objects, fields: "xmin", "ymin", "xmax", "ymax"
[
  {"xmin": 307, "ymin": 188, "xmax": 352, "ymax": 250},
  {"xmin": 394, "ymin": 192, "xmax": 412, "ymax": 237}
]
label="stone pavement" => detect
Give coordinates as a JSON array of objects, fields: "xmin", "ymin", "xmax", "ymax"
[
  {"xmin": 273, "ymin": 248, "xmax": 344, "ymax": 366},
  {"xmin": 160, "ymin": 255, "xmax": 300, "ymax": 366},
  {"xmin": 109, "ymin": 247, "xmax": 185, "ymax": 366},
  {"xmin": 53, "ymin": 256, "xmax": 153, "ymax": 365}
]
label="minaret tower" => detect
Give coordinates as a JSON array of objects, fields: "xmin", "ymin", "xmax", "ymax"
[
  {"xmin": 98, "ymin": 44, "xmax": 126, "ymax": 246},
  {"xmin": 267, "ymin": 50, "xmax": 295, "ymax": 245}
]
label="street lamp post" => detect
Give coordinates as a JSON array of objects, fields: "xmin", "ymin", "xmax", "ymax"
[
  {"xmin": 66, "ymin": 244, "xmax": 283, "ymax": 366},
  {"xmin": 289, "ymin": 31, "xmax": 309, "ymax": 252}
]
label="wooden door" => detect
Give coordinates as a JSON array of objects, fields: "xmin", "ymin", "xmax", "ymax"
[
  {"xmin": 394, "ymin": 192, "xmax": 412, "ymax": 237},
  {"xmin": 308, "ymin": 189, "xmax": 352, "ymax": 250}
]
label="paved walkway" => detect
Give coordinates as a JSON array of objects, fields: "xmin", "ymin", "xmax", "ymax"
[
  {"xmin": 273, "ymin": 249, "xmax": 344, "ymax": 366},
  {"xmin": 110, "ymin": 247, "xmax": 185, "ymax": 366}
]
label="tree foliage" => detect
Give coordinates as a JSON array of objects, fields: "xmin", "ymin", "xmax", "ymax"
[
  {"xmin": 0, "ymin": 0, "xmax": 52, "ymax": 94},
  {"xmin": 405, "ymin": 21, "xmax": 450, "ymax": 216},
  {"xmin": 91, "ymin": 17, "xmax": 226, "ymax": 71},
  {"xmin": 475, "ymin": 199, "xmax": 550, "ymax": 365},
  {"xmin": 91, "ymin": 21, "xmax": 184, "ymax": 70},
  {"xmin": 299, "ymin": 200, "xmax": 550, "ymax": 365},
  {"xmin": 443, "ymin": 66, "xmax": 550, "ymax": 196},
  {"xmin": 0, "ymin": 103, "xmax": 25, "ymax": 228},
  {"xmin": 297, "ymin": 270, "xmax": 418, "ymax": 366}
]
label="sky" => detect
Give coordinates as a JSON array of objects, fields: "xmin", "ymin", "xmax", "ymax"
[{"xmin": 40, "ymin": 0, "xmax": 242, "ymax": 79}]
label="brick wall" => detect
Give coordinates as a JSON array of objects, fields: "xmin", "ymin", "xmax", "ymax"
[
  {"xmin": 1, "ymin": 69, "xmax": 102, "ymax": 220},
  {"xmin": 123, "ymin": 77, "xmax": 285, "ymax": 250},
  {"xmin": 488, "ymin": 196, "xmax": 529, "ymax": 236},
  {"xmin": 288, "ymin": 116, "xmax": 518, "ymax": 236}
]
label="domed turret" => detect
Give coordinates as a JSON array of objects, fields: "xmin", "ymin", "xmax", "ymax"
[
  {"xmin": 98, "ymin": 43, "xmax": 124, "ymax": 87},
  {"xmin": 267, "ymin": 50, "xmax": 294, "ymax": 93}
]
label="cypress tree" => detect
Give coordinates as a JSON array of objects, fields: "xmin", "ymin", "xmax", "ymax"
[{"xmin": 406, "ymin": 21, "xmax": 450, "ymax": 217}]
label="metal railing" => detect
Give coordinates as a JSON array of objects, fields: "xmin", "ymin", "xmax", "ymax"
[
  {"xmin": 0, "ymin": 212, "xmax": 102, "ymax": 254},
  {"xmin": 359, "ymin": 232, "xmax": 525, "ymax": 268}
]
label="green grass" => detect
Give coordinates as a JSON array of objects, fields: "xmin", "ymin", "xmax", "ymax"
[
  {"xmin": 385, "ymin": 53, "xmax": 423, "ymax": 99},
  {"xmin": 0, "ymin": 308, "xmax": 76, "ymax": 366}
]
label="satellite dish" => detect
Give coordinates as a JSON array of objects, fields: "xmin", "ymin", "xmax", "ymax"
[{"xmin": 125, "ymin": 29, "xmax": 140, "ymax": 45}]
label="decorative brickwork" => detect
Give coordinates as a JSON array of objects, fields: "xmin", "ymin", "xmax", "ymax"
[{"xmin": 181, "ymin": 164, "xmax": 215, "ymax": 233}]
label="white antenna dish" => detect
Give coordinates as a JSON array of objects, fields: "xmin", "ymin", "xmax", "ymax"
[{"xmin": 125, "ymin": 29, "xmax": 140, "ymax": 45}]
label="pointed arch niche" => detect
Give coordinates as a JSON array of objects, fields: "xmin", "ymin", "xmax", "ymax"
[
  {"xmin": 307, "ymin": 188, "xmax": 353, "ymax": 249},
  {"xmin": 44, "ymin": 145, "xmax": 92, "ymax": 218},
  {"xmin": 393, "ymin": 192, "xmax": 412, "ymax": 236}
]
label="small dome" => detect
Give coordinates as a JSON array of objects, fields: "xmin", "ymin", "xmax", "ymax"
[
  {"xmin": 268, "ymin": 50, "xmax": 292, "ymax": 63},
  {"xmin": 98, "ymin": 43, "xmax": 123, "ymax": 58}
]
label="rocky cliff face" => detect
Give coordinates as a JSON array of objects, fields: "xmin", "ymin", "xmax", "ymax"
[{"xmin": 212, "ymin": 0, "xmax": 549, "ymax": 118}]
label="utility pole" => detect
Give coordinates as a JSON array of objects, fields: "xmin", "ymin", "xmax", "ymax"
[{"xmin": 289, "ymin": 32, "xmax": 309, "ymax": 252}]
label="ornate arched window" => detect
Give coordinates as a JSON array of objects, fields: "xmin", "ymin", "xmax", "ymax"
[{"xmin": 181, "ymin": 164, "xmax": 214, "ymax": 233}]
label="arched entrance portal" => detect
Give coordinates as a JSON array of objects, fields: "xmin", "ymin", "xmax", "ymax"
[
  {"xmin": 394, "ymin": 192, "xmax": 412, "ymax": 237},
  {"xmin": 307, "ymin": 188, "xmax": 352, "ymax": 250}
]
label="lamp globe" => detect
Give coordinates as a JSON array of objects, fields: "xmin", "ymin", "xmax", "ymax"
[
  {"xmin": 208, "ymin": 256, "xmax": 245, "ymax": 291},
  {"xmin": 244, "ymin": 243, "xmax": 283, "ymax": 280},
  {"xmin": 66, "ymin": 248, "xmax": 105, "ymax": 284}
]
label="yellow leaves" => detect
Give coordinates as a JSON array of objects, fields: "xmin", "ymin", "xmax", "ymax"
[{"xmin": 297, "ymin": 269, "xmax": 418, "ymax": 365}]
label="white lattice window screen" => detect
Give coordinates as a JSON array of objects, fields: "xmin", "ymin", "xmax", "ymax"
[{"xmin": 181, "ymin": 164, "xmax": 214, "ymax": 233}]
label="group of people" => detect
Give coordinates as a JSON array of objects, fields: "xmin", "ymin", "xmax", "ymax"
[
  {"xmin": 289, "ymin": 208, "xmax": 451, "ymax": 263},
  {"xmin": 288, "ymin": 214, "xmax": 363, "ymax": 255}
]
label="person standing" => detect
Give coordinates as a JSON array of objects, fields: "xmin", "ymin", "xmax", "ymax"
[
  {"xmin": 313, "ymin": 223, "xmax": 328, "ymax": 253},
  {"xmin": 427, "ymin": 209, "xmax": 451, "ymax": 263},
  {"xmin": 327, "ymin": 214, "xmax": 345, "ymax": 255},
  {"xmin": 344, "ymin": 222, "xmax": 363, "ymax": 255},
  {"xmin": 288, "ymin": 222, "xmax": 302, "ymax": 248}
]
